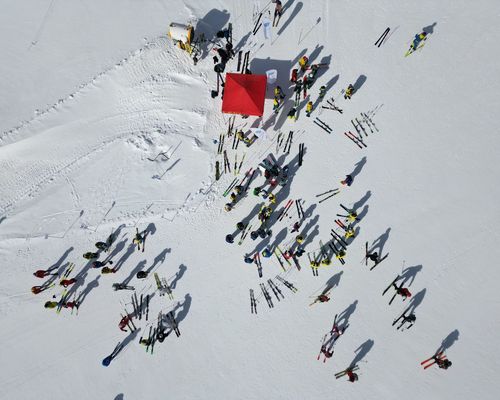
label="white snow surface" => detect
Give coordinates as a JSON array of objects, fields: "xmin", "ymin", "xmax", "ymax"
[{"xmin": 1, "ymin": 1, "xmax": 499, "ymax": 399}]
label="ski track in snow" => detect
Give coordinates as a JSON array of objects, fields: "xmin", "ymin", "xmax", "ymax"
[{"xmin": 0, "ymin": 37, "xmax": 217, "ymax": 230}]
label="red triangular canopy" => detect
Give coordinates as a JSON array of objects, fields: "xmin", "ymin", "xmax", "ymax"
[{"xmin": 222, "ymin": 73, "xmax": 267, "ymax": 116}]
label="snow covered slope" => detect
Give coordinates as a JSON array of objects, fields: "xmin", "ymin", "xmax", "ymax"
[{"xmin": 1, "ymin": 1, "xmax": 499, "ymax": 399}]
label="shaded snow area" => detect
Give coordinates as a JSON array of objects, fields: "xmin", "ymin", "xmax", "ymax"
[{"xmin": 1, "ymin": 1, "xmax": 499, "ymax": 399}]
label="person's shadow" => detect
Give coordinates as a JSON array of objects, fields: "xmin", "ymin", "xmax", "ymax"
[
  {"xmin": 172, "ymin": 294, "xmax": 192, "ymax": 324},
  {"xmin": 400, "ymin": 264, "xmax": 422, "ymax": 287},
  {"xmin": 349, "ymin": 156, "xmax": 367, "ymax": 180},
  {"xmin": 349, "ymin": 339, "xmax": 374, "ymax": 367},
  {"xmin": 170, "ymin": 264, "xmax": 187, "ymax": 289},
  {"xmin": 323, "ymin": 271, "xmax": 343, "ymax": 293},
  {"xmin": 423, "ymin": 22, "xmax": 437, "ymax": 35},
  {"xmin": 146, "ymin": 248, "xmax": 172, "ymax": 273},
  {"xmin": 370, "ymin": 227, "xmax": 391, "ymax": 256},
  {"xmin": 404, "ymin": 288, "xmax": 426, "ymax": 316},
  {"xmin": 436, "ymin": 329, "xmax": 459, "ymax": 354},
  {"xmin": 337, "ymin": 300, "xmax": 358, "ymax": 328}
]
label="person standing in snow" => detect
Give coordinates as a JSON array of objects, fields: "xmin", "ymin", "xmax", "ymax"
[
  {"xmin": 411, "ymin": 31, "xmax": 428, "ymax": 52},
  {"xmin": 341, "ymin": 175, "xmax": 353, "ymax": 186},
  {"xmin": 299, "ymin": 56, "xmax": 309, "ymax": 72},
  {"xmin": 33, "ymin": 268, "xmax": 58, "ymax": 278},
  {"xmin": 344, "ymin": 84, "xmax": 354, "ymax": 100},
  {"xmin": 274, "ymin": 86, "xmax": 285, "ymax": 100},
  {"xmin": 347, "ymin": 369, "xmax": 359, "ymax": 382},
  {"xmin": 60, "ymin": 278, "xmax": 77, "ymax": 288},
  {"xmin": 133, "ymin": 229, "xmax": 145, "ymax": 251},
  {"xmin": 306, "ymin": 101, "xmax": 313, "ymax": 117}
]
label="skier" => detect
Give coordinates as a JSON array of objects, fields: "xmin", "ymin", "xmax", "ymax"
[
  {"xmin": 133, "ymin": 229, "xmax": 145, "ymax": 251},
  {"xmin": 83, "ymin": 252, "xmax": 99, "ymax": 260},
  {"xmin": 341, "ymin": 175, "xmax": 353, "ymax": 186},
  {"xmin": 31, "ymin": 284, "xmax": 53, "ymax": 295},
  {"xmin": 410, "ymin": 31, "xmax": 427, "ymax": 52},
  {"xmin": 225, "ymin": 234, "xmax": 234, "ymax": 244},
  {"xmin": 236, "ymin": 221, "xmax": 246, "ymax": 230},
  {"xmin": 118, "ymin": 315, "xmax": 131, "ymax": 332},
  {"xmin": 394, "ymin": 284, "xmax": 412, "ymax": 299},
  {"xmin": 308, "ymin": 65, "xmax": 319, "ymax": 82},
  {"xmin": 273, "ymin": 97, "xmax": 280, "ymax": 114},
  {"xmin": 268, "ymin": 193, "xmax": 277, "ymax": 204},
  {"xmin": 274, "ymin": 85, "xmax": 285, "ymax": 100},
  {"xmin": 436, "ymin": 357, "xmax": 452, "ymax": 370},
  {"xmin": 344, "ymin": 84, "xmax": 354, "ymax": 100},
  {"xmin": 92, "ymin": 260, "xmax": 113, "ymax": 268},
  {"xmin": 44, "ymin": 301, "xmax": 59, "ymax": 309},
  {"xmin": 367, "ymin": 251, "xmax": 379, "ymax": 264},
  {"xmin": 274, "ymin": 1, "xmax": 283, "ymax": 22},
  {"xmin": 306, "ymin": 101, "xmax": 313, "ymax": 117},
  {"xmin": 60, "ymin": 278, "xmax": 77, "ymax": 288},
  {"xmin": 95, "ymin": 241, "xmax": 109, "ymax": 252},
  {"xmin": 102, "ymin": 267, "xmax": 117, "ymax": 274},
  {"xmin": 287, "ymin": 107, "xmax": 297, "ymax": 120},
  {"xmin": 321, "ymin": 258, "xmax": 331, "ymax": 266},
  {"xmin": 321, "ymin": 345, "xmax": 334, "ymax": 359},
  {"xmin": 347, "ymin": 369, "xmax": 359, "ymax": 382},
  {"xmin": 33, "ymin": 269, "xmax": 58, "ymax": 278},
  {"xmin": 310, "ymin": 292, "xmax": 330, "ymax": 306},
  {"xmin": 136, "ymin": 271, "xmax": 148, "ymax": 279},
  {"xmin": 295, "ymin": 246, "xmax": 305, "ymax": 257},
  {"xmin": 262, "ymin": 248, "xmax": 272, "ymax": 258},
  {"xmin": 224, "ymin": 203, "xmax": 233, "ymax": 212},
  {"xmin": 291, "ymin": 221, "xmax": 301, "ymax": 233},
  {"xmin": 244, "ymin": 255, "xmax": 254, "ymax": 264},
  {"xmin": 298, "ymin": 56, "xmax": 309, "ymax": 72},
  {"xmin": 319, "ymin": 85, "xmax": 326, "ymax": 99},
  {"xmin": 278, "ymin": 166, "xmax": 289, "ymax": 186},
  {"xmin": 112, "ymin": 283, "xmax": 135, "ymax": 291},
  {"xmin": 296, "ymin": 235, "xmax": 304, "ymax": 244}
]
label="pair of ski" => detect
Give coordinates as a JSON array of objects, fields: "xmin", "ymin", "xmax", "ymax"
[
  {"xmin": 322, "ymin": 98, "xmax": 343, "ymax": 113},
  {"xmin": 353, "ymin": 118, "xmax": 368, "ymax": 137},
  {"xmin": 60, "ymin": 263, "xmax": 75, "ymax": 285},
  {"xmin": 254, "ymin": 252, "xmax": 263, "ymax": 278},
  {"xmin": 241, "ymin": 50, "xmax": 251, "ymax": 73},
  {"xmin": 362, "ymin": 112, "xmax": 379, "ymax": 132},
  {"xmin": 295, "ymin": 199, "xmax": 304, "ymax": 219},
  {"xmin": 274, "ymin": 249, "xmax": 286, "ymax": 272},
  {"xmin": 282, "ymin": 131, "xmax": 293, "ymax": 154},
  {"xmin": 364, "ymin": 241, "xmax": 389, "ymax": 270},
  {"xmin": 121, "ymin": 311, "xmax": 137, "ymax": 332},
  {"xmin": 141, "ymin": 325, "xmax": 157, "ymax": 354},
  {"xmin": 307, "ymin": 253, "xmax": 319, "ymax": 276},
  {"xmin": 278, "ymin": 199, "xmax": 293, "ymax": 221},
  {"xmin": 131, "ymin": 292, "xmax": 141, "ymax": 319},
  {"xmin": 268, "ymin": 279, "xmax": 284, "ymax": 301},
  {"xmin": 298, "ymin": 143, "xmax": 305, "ymax": 166},
  {"xmin": 335, "ymin": 365, "xmax": 359, "ymax": 379},
  {"xmin": 235, "ymin": 153, "xmax": 246, "ymax": 175},
  {"xmin": 276, "ymin": 245, "xmax": 292, "ymax": 267},
  {"xmin": 260, "ymin": 283, "xmax": 274, "ymax": 308},
  {"xmin": 314, "ymin": 117, "xmax": 332, "ymax": 134},
  {"xmin": 328, "ymin": 240, "xmax": 346, "ymax": 265},
  {"xmin": 276, "ymin": 275, "xmax": 298, "ymax": 293},
  {"xmin": 317, "ymin": 188, "xmax": 339, "ymax": 204},
  {"xmin": 375, "ymin": 27, "xmax": 390, "ymax": 47},
  {"xmin": 393, "ymin": 311, "xmax": 415, "ymax": 330},
  {"xmin": 331, "ymin": 229, "xmax": 348, "ymax": 249},
  {"xmin": 382, "ymin": 275, "xmax": 403, "ymax": 305},
  {"xmin": 223, "ymin": 150, "xmax": 231, "ymax": 174},
  {"xmin": 238, "ymin": 224, "xmax": 252, "ymax": 245},
  {"xmin": 223, "ymin": 177, "xmax": 239, "ymax": 197},
  {"xmin": 344, "ymin": 131, "xmax": 367, "ymax": 149},
  {"xmin": 309, "ymin": 288, "xmax": 332, "ymax": 306},
  {"xmin": 217, "ymin": 133, "xmax": 225, "ymax": 154},
  {"xmin": 421, "ymin": 352, "xmax": 446, "ymax": 369},
  {"xmin": 166, "ymin": 311, "xmax": 181, "ymax": 337},
  {"xmin": 405, "ymin": 40, "xmax": 426, "ymax": 57},
  {"xmin": 250, "ymin": 289, "xmax": 258, "ymax": 314},
  {"xmin": 154, "ymin": 272, "xmax": 174, "ymax": 300}
]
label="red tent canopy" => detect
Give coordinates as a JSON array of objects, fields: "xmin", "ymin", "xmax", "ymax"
[{"xmin": 222, "ymin": 73, "xmax": 267, "ymax": 116}]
